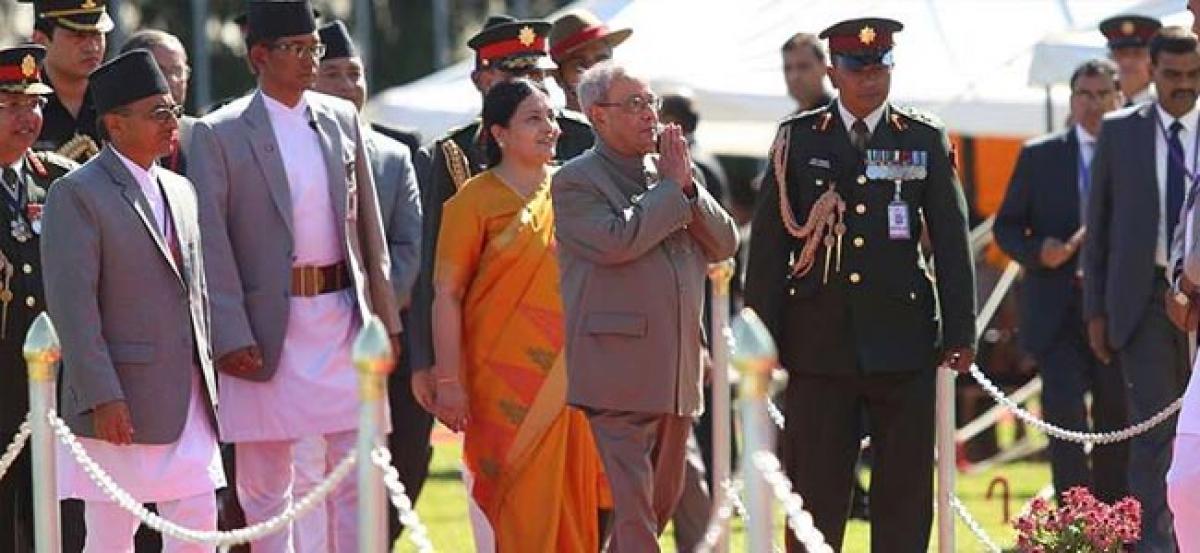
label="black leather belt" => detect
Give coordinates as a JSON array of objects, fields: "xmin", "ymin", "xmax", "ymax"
[{"xmin": 290, "ymin": 262, "xmax": 350, "ymax": 297}]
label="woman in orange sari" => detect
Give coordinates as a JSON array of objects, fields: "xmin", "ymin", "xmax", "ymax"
[{"xmin": 431, "ymin": 79, "xmax": 610, "ymax": 552}]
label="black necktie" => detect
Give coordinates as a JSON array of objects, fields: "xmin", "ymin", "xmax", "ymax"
[
  {"xmin": 851, "ymin": 119, "xmax": 870, "ymax": 152},
  {"xmin": 1168, "ymin": 121, "xmax": 1185, "ymax": 246},
  {"xmin": 1, "ymin": 167, "xmax": 18, "ymax": 202}
]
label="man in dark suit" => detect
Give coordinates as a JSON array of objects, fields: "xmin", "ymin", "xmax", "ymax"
[
  {"xmin": 1084, "ymin": 26, "xmax": 1200, "ymax": 552},
  {"xmin": 745, "ymin": 18, "xmax": 976, "ymax": 552},
  {"xmin": 0, "ymin": 44, "xmax": 77, "ymax": 553},
  {"xmin": 995, "ymin": 58, "xmax": 1129, "ymax": 503}
]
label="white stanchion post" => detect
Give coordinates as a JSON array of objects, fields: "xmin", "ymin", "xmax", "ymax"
[
  {"xmin": 731, "ymin": 309, "xmax": 784, "ymax": 552},
  {"xmin": 936, "ymin": 367, "xmax": 957, "ymax": 553},
  {"xmin": 354, "ymin": 317, "xmax": 394, "ymax": 553},
  {"xmin": 24, "ymin": 313, "xmax": 61, "ymax": 553},
  {"xmin": 707, "ymin": 260, "xmax": 735, "ymax": 553}
]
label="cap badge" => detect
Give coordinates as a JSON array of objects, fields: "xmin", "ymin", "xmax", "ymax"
[
  {"xmin": 1121, "ymin": 20, "xmax": 1135, "ymax": 35},
  {"xmin": 20, "ymin": 55, "xmax": 37, "ymax": 78},
  {"xmin": 518, "ymin": 26, "xmax": 536, "ymax": 47},
  {"xmin": 81, "ymin": 0, "xmax": 97, "ymax": 9},
  {"xmin": 859, "ymin": 26, "xmax": 877, "ymax": 46}
]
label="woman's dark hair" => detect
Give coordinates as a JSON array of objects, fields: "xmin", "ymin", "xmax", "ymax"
[{"xmin": 482, "ymin": 78, "xmax": 548, "ymax": 168}]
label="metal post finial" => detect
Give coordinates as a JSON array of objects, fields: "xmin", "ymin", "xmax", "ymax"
[{"xmin": 23, "ymin": 312, "xmax": 60, "ymax": 382}]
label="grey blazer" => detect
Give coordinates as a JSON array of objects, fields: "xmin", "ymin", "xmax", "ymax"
[
  {"xmin": 188, "ymin": 91, "xmax": 401, "ymax": 380},
  {"xmin": 552, "ymin": 149, "xmax": 739, "ymax": 417},
  {"xmin": 1084, "ymin": 103, "xmax": 1168, "ymax": 348},
  {"xmin": 365, "ymin": 129, "xmax": 422, "ymax": 307},
  {"xmin": 41, "ymin": 146, "xmax": 218, "ymax": 444}
]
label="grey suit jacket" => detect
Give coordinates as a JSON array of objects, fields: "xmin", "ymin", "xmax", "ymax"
[
  {"xmin": 188, "ymin": 90, "xmax": 401, "ymax": 380},
  {"xmin": 365, "ymin": 129, "xmax": 422, "ymax": 307},
  {"xmin": 41, "ymin": 146, "xmax": 218, "ymax": 444},
  {"xmin": 1084, "ymin": 103, "xmax": 1167, "ymax": 348},
  {"xmin": 552, "ymin": 146, "xmax": 739, "ymax": 417}
]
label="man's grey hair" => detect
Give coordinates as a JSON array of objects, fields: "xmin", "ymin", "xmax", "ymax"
[
  {"xmin": 120, "ymin": 29, "xmax": 186, "ymax": 56},
  {"xmin": 576, "ymin": 61, "xmax": 644, "ymax": 116}
]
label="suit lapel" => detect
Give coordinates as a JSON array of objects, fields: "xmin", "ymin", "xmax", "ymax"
[
  {"xmin": 100, "ymin": 148, "xmax": 185, "ymax": 287},
  {"xmin": 313, "ymin": 100, "xmax": 349, "ymax": 225},
  {"xmin": 160, "ymin": 173, "xmax": 192, "ymax": 282},
  {"xmin": 1136, "ymin": 104, "xmax": 1160, "ymax": 228},
  {"xmin": 241, "ymin": 92, "xmax": 295, "ymax": 235}
]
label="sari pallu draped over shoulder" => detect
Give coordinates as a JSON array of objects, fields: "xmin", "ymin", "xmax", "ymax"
[{"xmin": 435, "ymin": 171, "xmax": 611, "ymax": 552}]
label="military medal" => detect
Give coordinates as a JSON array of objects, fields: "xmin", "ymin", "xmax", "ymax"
[
  {"xmin": 10, "ymin": 219, "xmax": 30, "ymax": 243},
  {"xmin": 25, "ymin": 203, "xmax": 42, "ymax": 235},
  {"xmin": 888, "ymin": 180, "xmax": 911, "ymax": 240}
]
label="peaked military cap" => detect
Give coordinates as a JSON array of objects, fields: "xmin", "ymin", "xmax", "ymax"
[
  {"xmin": 1099, "ymin": 15, "xmax": 1162, "ymax": 49},
  {"xmin": 468, "ymin": 18, "xmax": 555, "ymax": 71},
  {"xmin": 0, "ymin": 45, "xmax": 53, "ymax": 95},
  {"xmin": 244, "ymin": 0, "xmax": 319, "ymax": 45},
  {"xmin": 318, "ymin": 20, "xmax": 357, "ymax": 61},
  {"xmin": 89, "ymin": 49, "xmax": 170, "ymax": 115},
  {"xmin": 20, "ymin": 0, "xmax": 113, "ymax": 33},
  {"xmin": 820, "ymin": 17, "xmax": 903, "ymax": 70}
]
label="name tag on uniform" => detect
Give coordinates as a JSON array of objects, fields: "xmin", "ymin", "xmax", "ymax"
[
  {"xmin": 888, "ymin": 201, "xmax": 911, "ymax": 240},
  {"xmin": 808, "ymin": 157, "xmax": 832, "ymax": 169},
  {"xmin": 865, "ymin": 149, "xmax": 928, "ymax": 181}
]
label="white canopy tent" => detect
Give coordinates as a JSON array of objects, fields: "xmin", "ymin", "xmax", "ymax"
[
  {"xmin": 1030, "ymin": 0, "xmax": 1191, "ymax": 86},
  {"xmin": 368, "ymin": 0, "xmax": 1145, "ymax": 157}
]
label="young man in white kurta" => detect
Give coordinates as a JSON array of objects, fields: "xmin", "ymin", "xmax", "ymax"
[{"xmin": 186, "ymin": 3, "xmax": 402, "ymax": 551}]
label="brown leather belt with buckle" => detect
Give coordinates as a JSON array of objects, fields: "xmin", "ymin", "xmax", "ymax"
[{"xmin": 291, "ymin": 262, "xmax": 350, "ymax": 297}]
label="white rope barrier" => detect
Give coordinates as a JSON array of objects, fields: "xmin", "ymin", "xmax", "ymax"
[
  {"xmin": 949, "ymin": 494, "xmax": 1002, "ymax": 553},
  {"xmin": 968, "ymin": 365, "xmax": 1182, "ymax": 444},
  {"xmin": 751, "ymin": 451, "xmax": 833, "ymax": 553},
  {"xmin": 49, "ymin": 411, "xmax": 356, "ymax": 549},
  {"xmin": 695, "ymin": 479, "xmax": 740, "ymax": 553},
  {"xmin": 767, "ymin": 398, "xmax": 786, "ymax": 430},
  {"xmin": 371, "ymin": 446, "xmax": 435, "ymax": 553},
  {"xmin": 0, "ymin": 414, "xmax": 31, "ymax": 482}
]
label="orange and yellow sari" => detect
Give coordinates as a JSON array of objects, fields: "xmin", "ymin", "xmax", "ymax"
[{"xmin": 435, "ymin": 170, "xmax": 611, "ymax": 552}]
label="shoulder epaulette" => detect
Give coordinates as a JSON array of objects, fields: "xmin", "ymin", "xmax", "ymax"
[
  {"xmin": 777, "ymin": 105, "xmax": 832, "ymax": 133},
  {"xmin": 443, "ymin": 120, "xmax": 481, "ymax": 143},
  {"xmin": 30, "ymin": 150, "xmax": 78, "ymax": 175},
  {"xmin": 890, "ymin": 105, "xmax": 944, "ymax": 130}
]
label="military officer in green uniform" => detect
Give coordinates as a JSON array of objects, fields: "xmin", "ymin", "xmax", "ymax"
[
  {"xmin": 744, "ymin": 18, "xmax": 976, "ymax": 552},
  {"xmin": 0, "ymin": 44, "xmax": 77, "ymax": 553},
  {"xmin": 409, "ymin": 16, "xmax": 594, "ymax": 403},
  {"xmin": 20, "ymin": 0, "xmax": 112, "ymax": 162}
]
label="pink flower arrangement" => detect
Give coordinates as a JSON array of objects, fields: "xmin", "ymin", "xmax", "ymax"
[{"xmin": 1014, "ymin": 487, "xmax": 1140, "ymax": 552}]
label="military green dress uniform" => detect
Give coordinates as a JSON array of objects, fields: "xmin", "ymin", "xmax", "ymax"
[
  {"xmin": 409, "ymin": 18, "xmax": 595, "ymax": 370},
  {"xmin": 744, "ymin": 18, "xmax": 975, "ymax": 552},
  {"xmin": 20, "ymin": 0, "xmax": 113, "ymax": 162},
  {"xmin": 0, "ymin": 45, "xmax": 78, "ymax": 553}
]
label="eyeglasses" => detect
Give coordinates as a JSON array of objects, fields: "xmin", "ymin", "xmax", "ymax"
[
  {"xmin": 160, "ymin": 65, "xmax": 191, "ymax": 81},
  {"xmin": 270, "ymin": 41, "xmax": 327, "ymax": 60},
  {"xmin": 0, "ymin": 96, "xmax": 48, "ymax": 114},
  {"xmin": 115, "ymin": 104, "xmax": 183, "ymax": 123},
  {"xmin": 594, "ymin": 94, "xmax": 662, "ymax": 115}
]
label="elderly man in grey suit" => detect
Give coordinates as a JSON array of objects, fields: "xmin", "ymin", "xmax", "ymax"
[
  {"xmin": 1084, "ymin": 26, "xmax": 1200, "ymax": 552},
  {"xmin": 553, "ymin": 61, "xmax": 739, "ymax": 553},
  {"xmin": 187, "ymin": 2, "xmax": 401, "ymax": 551},
  {"xmin": 42, "ymin": 49, "xmax": 224, "ymax": 553}
]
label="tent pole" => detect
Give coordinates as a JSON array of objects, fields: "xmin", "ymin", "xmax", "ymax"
[
  {"xmin": 191, "ymin": 0, "xmax": 211, "ymax": 113},
  {"xmin": 432, "ymin": 0, "xmax": 450, "ymax": 69},
  {"xmin": 1044, "ymin": 85, "xmax": 1054, "ymax": 133}
]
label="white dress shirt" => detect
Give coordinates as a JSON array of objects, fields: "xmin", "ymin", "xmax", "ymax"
[
  {"xmin": 1154, "ymin": 102, "xmax": 1200, "ymax": 267},
  {"xmin": 837, "ymin": 100, "xmax": 887, "ymax": 136},
  {"xmin": 113, "ymin": 149, "xmax": 169, "ymax": 239},
  {"xmin": 1076, "ymin": 124, "xmax": 1096, "ymax": 218}
]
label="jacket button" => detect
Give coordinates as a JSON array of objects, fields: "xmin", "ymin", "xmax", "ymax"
[
  {"xmin": 855, "ymin": 204, "xmax": 866, "ymax": 215},
  {"xmin": 849, "ymin": 273, "xmax": 862, "ymax": 284},
  {"xmin": 853, "ymin": 236, "xmax": 865, "ymax": 248},
  {"xmin": 22, "ymin": 264, "xmax": 33, "ymax": 274},
  {"xmin": 857, "ymin": 175, "xmax": 868, "ymax": 185},
  {"xmin": 909, "ymin": 291, "xmax": 917, "ymax": 300},
  {"xmin": 814, "ymin": 179, "xmax": 824, "ymax": 187},
  {"xmin": 25, "ymin": 296, "xmax": 35, "ymax": 307}
]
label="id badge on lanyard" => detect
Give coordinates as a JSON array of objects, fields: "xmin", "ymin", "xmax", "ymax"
[{"xmin": 888, "ymin": 180, "xmax": 911, "ymax": 240}]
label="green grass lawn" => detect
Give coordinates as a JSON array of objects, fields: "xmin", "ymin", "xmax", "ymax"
[{"xmin": 394, "ymin": 436, "xmax": 1051, "ymax": 552}]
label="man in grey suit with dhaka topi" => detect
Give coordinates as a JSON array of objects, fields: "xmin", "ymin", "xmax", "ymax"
[
  {"xmin": 187, "ymin": 2, "xmax": 401, "ymax": 551},
  {"xmin": 42, "ymin": 49, "xmax": 224, "ymax": 553},
  {"xmin": 553, "ymin": 61, "xmax": 739, "ymax": 553},
  {"xmin": 1084, "ymin": 25, "xmax": 1200, "ymax": 553}
]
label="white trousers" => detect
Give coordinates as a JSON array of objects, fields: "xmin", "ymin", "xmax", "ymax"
[
  {"xmin": 291, "ymin": 435, "xmax": 329, "ymax": 552},
  {"xmin": 1169, "ymin": 433, "xmax": 1200, "ymax": 552},
  {"xmin": 82, "ymin": 492, "xmax": 216, "ymax": 553},
  {"xmin": 236, "ymin": 430, "xmax": 357, "ymax": 553}
]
